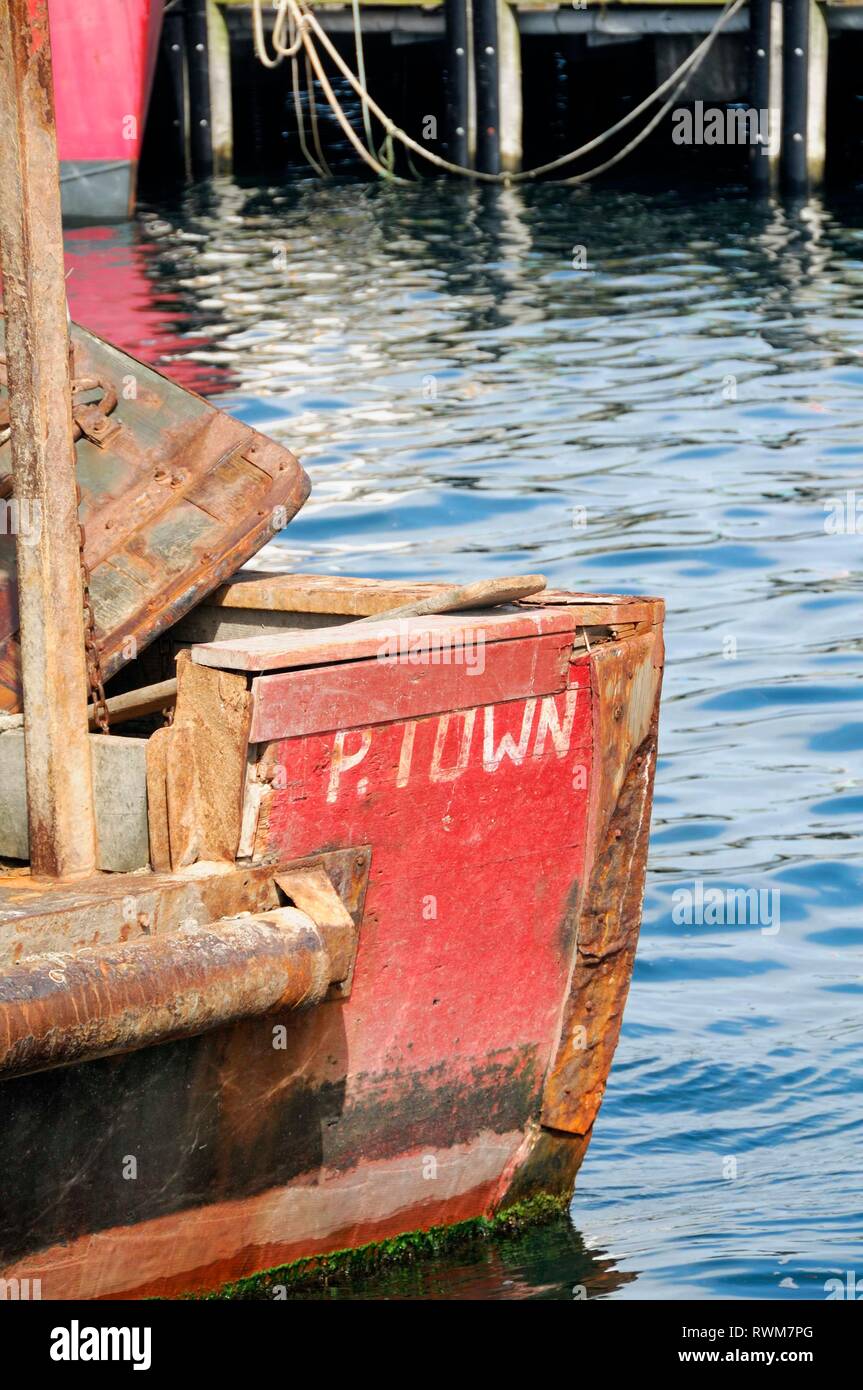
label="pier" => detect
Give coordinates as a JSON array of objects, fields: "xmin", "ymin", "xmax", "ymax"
[{"xmin": 135, "ymin": 1, "xmax": 863, "ymax": 199}]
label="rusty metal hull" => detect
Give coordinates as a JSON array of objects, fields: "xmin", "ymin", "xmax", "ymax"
[
  {"xmin": 0, "ymin": 592, "xmax": 663, "ymax": 1298},
  {"xmin": 0, "ymin": 319, "xmax": 310, "ymax": 714}
]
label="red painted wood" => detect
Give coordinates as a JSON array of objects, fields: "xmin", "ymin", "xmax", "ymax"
[
  {"xmin": 192, "ymin": 607, "xmax": 578, "ymax": 673},
  {"xmin": 249, "ymin": 630, "xmax": 574, "ymax": 742},
  {"xmin": 262, "ymin": 646, "xmax": 593, "ymax": 1110}
]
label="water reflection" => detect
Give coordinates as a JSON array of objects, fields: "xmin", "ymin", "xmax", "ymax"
[{"xmin": 64, "ymin": 181, "xmax": 863, "ymax": 1300}]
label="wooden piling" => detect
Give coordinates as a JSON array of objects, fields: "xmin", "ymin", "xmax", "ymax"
[
  {"xmin": 473, "ymin": 0, "xmax": 501, "ymax": 175},
  {"xmin": 184, "ymin": 0, "xmax": 215, "ymax": 179},
  {"xmin": 445, "ymin": 0, "xmax": 470, "ymax": 168},
  {"xmin": 807, "ymin": 0, "xmax": 828, "ymax": 187},
  {"xmin": 0, "ymin": 0, "xmax": 98, "ymax": 879},
  {"xmin": 497, "ymin": 0, "xmax": 522, "ymax": 174},
  {"xmin": 207, "ymin": 0, "xmax": 234, "ymax": 174}
]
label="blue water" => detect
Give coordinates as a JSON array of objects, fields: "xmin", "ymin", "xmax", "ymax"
[{"xmin": 66, "ymin": 183, "xmax": 863, "ymax": 1300}]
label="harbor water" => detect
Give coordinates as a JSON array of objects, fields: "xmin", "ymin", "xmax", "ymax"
[{"xmin": 66, "ymin": 181, "xmax": 863, "ymax": 1300}]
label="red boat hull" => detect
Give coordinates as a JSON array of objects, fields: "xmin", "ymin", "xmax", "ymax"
[
  {"xmin": 0, "ymin": 592, "xmax": 663, "ymax": 1298},
  {"xmin": 49, "ymin": 0, "xmax": 162, "ymax": 222}
]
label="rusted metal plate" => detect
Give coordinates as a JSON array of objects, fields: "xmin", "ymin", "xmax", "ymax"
[
  {"xmin": 0, "ymin": 908, "xmax": 331, "ymax": 1080},
  {"xmin": 0, "ymin": 321, "xmax": 310, "ymax": 713},
  {"xmin": 539, "ymin": 624, "xmax": 665, "ymax": 1136},
  {"xmin": 0, "ymin": 861, "xmax": 282, "ymax": 968}
]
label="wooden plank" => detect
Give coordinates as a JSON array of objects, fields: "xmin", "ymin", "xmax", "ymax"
[
  {"xmin": 192, "ymin": 606, "xmax": 577, "ymax": 673},
  {"xmin": 348, "ymin": 574, "xmax": 546, "ymax": 624},
  {"xmin": 145, "ymin": 725, "xmax": 172, "ymax": 873},
  {"xmin": 0, "ymin": 862, "xmax": 281, "ymax": 969},
  {"xmin": 169, "ymin": 607, "xmax": 346, "ymax": 646},
  {"xmin": 249, "ymin": 628, "xmax": 579, "ymax": 741},
  {"xmin": 0, "ymin": 0, "xmax": 98, "ymax": 876},
  {"xmin": 519, "ymin": 591, "xmax": 665, "ymax": 628},
  {"xmin": 210, "ymin": 572, "xmax": 452, "ymax": 615},
  {"xmin": 164, "ymin": 652, "xmax": 251, "ymax": 867},
  {"xmin": 0, "ymin": 731, "xmax": 149, "ymax": 873}
]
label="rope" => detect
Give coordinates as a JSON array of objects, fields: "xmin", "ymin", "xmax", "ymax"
[
  {"xmin": 351, "ymin": 0, "xmax": 375, "ymax": 152},
  {"xmin": 252, "ymin": 0, "xmax": 745, "ymax": 185},
  {"xmin": 305, "ymin": 49, "xmax": 333, "ymax": 176},
  {"xmin": 295, "ymin": 5, "xmax": 409, "ymax": 182},
  {"xmin": 252, "ymin": 0, "xmax": 304, "ymax": 66},
  {"xmin": 289, "ymin": 14, "xmax": 327, "ymax": 175}
]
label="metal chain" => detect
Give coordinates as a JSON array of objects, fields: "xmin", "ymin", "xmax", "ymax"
[{"xmin": 76, "ymin": 483, "xmax": 110, "ymax": 734}]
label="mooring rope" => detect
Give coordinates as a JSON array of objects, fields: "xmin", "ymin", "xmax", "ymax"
[
  {"xmin": 294, "ymin": 5, "xmax": 410, "ymax": 181},
  {"xmin": 288, "ymin": 14, "xmax": 327, "ymax": 175},
  {"xmin": 350, "ymin": 0, "xmax": 375, "ymax": 153},
  {"xmin": 305, "ymin": 47, "xmax": 333, "ymax": 175},
  {"xmin": 251, "ymin": 0, "xmax": 745, "ymax": 184}
]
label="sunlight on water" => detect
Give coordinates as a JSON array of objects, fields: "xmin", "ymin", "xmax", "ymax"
[{"xmin": 66, "ymin": 181, "xmax": 863, "ymax": 1300}]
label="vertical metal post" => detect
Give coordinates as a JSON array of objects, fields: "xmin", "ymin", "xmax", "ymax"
[
  {"xmin": 781, "ymin": 0, "xmax": 809, "ymax": 192},
  {"xmin": 0, "ymin": 0, "xmax": 98, "ymax": 878},
  {"xmin": 473, "ymin": 0, "xmax": 500, "ymax": 174},
  {"xmin": 750, "ymin": 0, "xmax": 773, "ymax": 191},
  {"xmin": 445, "ymin": 0, "xmax": 470, "ymax": 168},
  {"xmin": 184, "ymin": 0, "xmax": 214, "ymax": 179},
  {"xmin": 163, "ymin": 4, "xmax": 189, "ymax": 176}
]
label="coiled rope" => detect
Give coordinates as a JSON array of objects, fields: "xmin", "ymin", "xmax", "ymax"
[{"xmin": 251, "ymin": 0, "xmax": 746, "ymax": 184}]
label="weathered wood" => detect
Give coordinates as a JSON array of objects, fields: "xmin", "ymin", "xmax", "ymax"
[
  {"xmin": 89, "ymin": 678, "xmax": 178, "ymax": 729},
  {"xmin": 275, "ymin": 864, "xmax": 358, "ymax": 987},
  {"xmin": 249, "ymin": 629, "xmax": 577, "ymax": 742},
  {"xmin": 519, "ymin": 590, "xmax": 664, "ymax": 629},
  {"xmin": 170, "ymin": 606, "xmax": 347, "ymax": 646},
  {"xmin": 0, "ymin": 0, "xmax": 98, "ymax": 878},
  {"xmin": 0, "ymin": 676, "xmax": 179, "ymax": 734},
  {"xmin": 163, "ymin": 652, "xmax": 251, "ymax": 867},
  {"xmin": 0, "ymin": 861, "xmax": 281, "ymax": 969},
  {"xmin": 0, "ymin": 731, "xmax": 149, "ymax": 873},
  {"xmin": 210, "ymin": 572, "xmax": 452, "ymax": 614},
  {"xmin": 349, "ymin": 573, "xmax": 546, "ymax": 624},
  {"xmin": 498, "ymin": 0, "xmax": 523, "ymax": 173},
  {"xmin": 192, "ymin": 605, "xmax": 572, "ymax": 673},
  {"xmin": 145, "ymin": 725, "xmax": 173, "ymax": 873},
  {"xmin": 540, "ymin": 627, "xmax": 664, "ymax": 1136},
  {"xmin": 207, "ymin": 0, "xmax": 234, "ymax": 174}
]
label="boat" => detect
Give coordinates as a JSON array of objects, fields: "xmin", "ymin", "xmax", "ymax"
[
  {"xmin": 0, "ymin": 4, "xmax": 664, "ymax": 1299},
  {"xmin": 50, "ymin": 0, "xmax": 163, "ymax": 222}
]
